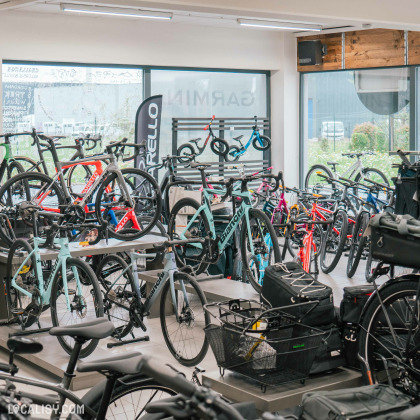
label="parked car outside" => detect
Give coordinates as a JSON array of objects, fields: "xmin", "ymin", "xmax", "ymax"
[{"xmin": 321, "ymin": 121, "xmax": 345, "ymax": 140}]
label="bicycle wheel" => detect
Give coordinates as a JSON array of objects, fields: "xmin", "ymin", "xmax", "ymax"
[
  {"xmin": 252, "ymin": 135, "xmax": 271, "ymax": 151},
  {"xmin": 50, "ymin": 258, "xmax": 104, "ymax": 358},
  {"xmin": 320, "ymin": 209, "xmax": 348, "ymax": 273},
  {"xmin": 0, "ymin": 160, "xmax": 25, "ymax": 186},
  {"xmin": 87, "ymin": 377, "xmax": 177, "ymax": 419},
  {"xmin": 346, "ymin": 212, "xmax": 369, "ymax": 278},
  {"xmin": 95, "ymin": 254, "xmax": 134, "ymax": 340},
  {"xmin": 65, "ymin": 163, "xmax": 93, "ymax": 197},
  {"xmin": 241, "ymin": 208, "xmax": 281, "ymax": 292},
  {"xmin": 356, "ymin": 168, "xmax": 390, "ymax": 202},
  {"xmin": 13, "ymin": 157, "xmax": 42, "ymax": 173},
  {"xmin": 177, "ymin": 144, "xmax": 195, "ymax": 163},
  {"xmin": 168, "ymin": 198, "xmax": 210, "ymax": 275},
  {"xmin": 160, "ymin": 272, "xmax": 210, "ymax": 366},
  {"xmin": 0, "ymin": 172, "xmax": 65, "ymax": 246},
  {"xmin": 95, "ymin": 168, "xmax": 162, "ymax": 241},
  {"xmin": 226, "ymin": 145, "xmax": 240, "ymax": 162},
  {"xmin": 304, "ymin": 164, "xmax": 333, "ymax": 190},
  {"xmin": 210, "ymin": 138, "xmax": 229, "ymax": 157},
  {"xmin": 6, "ymin": 239, "xmax": 41, "ymax": 328},
  {"xmin": 359, "ymin": 278, "xmax": 420, "ymax": 395}
]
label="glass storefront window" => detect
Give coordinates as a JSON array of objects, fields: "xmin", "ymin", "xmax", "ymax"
[
  {"xmin": 302, "ymin": 67, "xmax": 410, "ymax": 185},
  {"xmin": 2, "ymin": 62, "xmax": 143, "ymax": 172},
  {"xmin": 151, "ymin": 69, "xmax": 268, "ymax": 162}
]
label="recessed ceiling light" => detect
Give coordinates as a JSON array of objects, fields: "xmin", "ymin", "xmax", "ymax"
[
  {"xmin": 60, "ymin": 4, "xmax": 172, "ymax": 20},
  {"xmin": 237, "ymin": 19, "xmax": 322, "ymax": 31}
]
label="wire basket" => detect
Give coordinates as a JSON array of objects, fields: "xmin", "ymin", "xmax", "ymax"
[{"xmin": 204, "ymin": 299, "xmax": 325, "ymax": 391}]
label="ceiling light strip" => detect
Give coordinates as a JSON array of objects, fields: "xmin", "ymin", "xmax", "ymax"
[{"xmin": 237, "ymin": 18, "xmax": 322, "ymax": 31}]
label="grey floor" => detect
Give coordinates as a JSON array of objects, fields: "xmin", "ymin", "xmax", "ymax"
[{"xmin": 0, "ymin": 253, "xmax": 375, "ymax": 418}]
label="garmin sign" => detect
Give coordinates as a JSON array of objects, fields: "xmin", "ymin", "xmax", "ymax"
[{"xmin": 135, "ymin": 95, "xmax": 162, "ymax": 179}]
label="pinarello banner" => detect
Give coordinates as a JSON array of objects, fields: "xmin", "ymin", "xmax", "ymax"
[{"xmin": 135, "ymin": 94, "xmax": 162, "ymax": 179}]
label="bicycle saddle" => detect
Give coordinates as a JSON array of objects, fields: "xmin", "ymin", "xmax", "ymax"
[
  {"xmin": 232, "ymin": 135, "xmax": 244, "ymax": 142},
  {"xmin": 188, "ymin": 138, "xmax": 201, "ymax": 144},
  {"xmin": 77, "ymin": 352, "xmax": 144, "ymax": 375},
  {"xmin": 190, "ymin": 162, "xmax": 211, "ymax": 170},
  {"xmin": 49, "ymin": 318, "xmax": 115, "ymax": 340},
  {"xmin": 327, "ymin": 161, "xmax": 339, "ymax": 166},
  {"xmin": 7, "ymin": 337, "xmax": 43, "ymax": 355}
]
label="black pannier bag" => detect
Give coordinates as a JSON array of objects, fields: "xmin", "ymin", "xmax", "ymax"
[
  {"xmin": 261, "ymin": 262, "xmax": 335, "ymax": 326},
  {"xmin": 369, "ymin": 213, "xmax": 420, "ymax": 269},
  {"xmin": 300, "ymin": 384, "xmax": 412, "ymax": 420},
  {"xmin": 340, "ymin": 285, "xmax": 374, "ymax": 368}
]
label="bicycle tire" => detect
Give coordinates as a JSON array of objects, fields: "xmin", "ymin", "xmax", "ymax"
[
  {"xmin": 66, "ymin": 163, "xmax": 93, "ymax": 197},
  {"xmin": 0, "ymin": 160, "xmax": 25, "ymax": 186},
  {"xmin": 226, "ymin": 145, "xmax": 241, "ymax": 162},
  {"xmin": 50, "ymin": 257, "xmax": 104, "ymax": 358},
  {"xmin": 95, "ymin": 254, "xmax": 134, "ymax": 340},
  {"xmin": 95, "ymin": 168, "xmax": 162, "ymax": 241},
  {"xmin": 177, "ymin": 144, "xmax": 195, "ymax": 163},
  {"xmin": 168, "ymin": 198, "xmax": 210, "ymax": 275},
  {"xmin": 0, "ymin": 171, "xmax": 66, "ymax": 246},
  {"xmin": 320, "ymin": 209, "xmax": 348, "ymax": 273},
  {"xmin": 160, "ymin": 272, "xmax": 210, "ymax": 366},
  {"xmin": 346, "ymin": 212, "xmax": 369, "ymax": 278},
  {"xmin": 240, "ymin": 208, "xmax": 281, "ymax": 292},
  {"xmin": 304, "ymin": 164, "xmax": 333, "ymax": 190},
  {"xmin": 13, "ymin": 157, "xmax": 42, "ymax": 173},
  {"xmin": 358, "ymin": 278, "xmax": 420, "ymax": 391},
  {"xmin": 210, "ymin": 138, "xmax": 229, "ymax": 157},
  {"xmin": 86, "ymin": 377, "xmax": 177, "ymax": 419},
  {"xmin": 6, "ymin": 239, "xmax": 40, "ymax": 328},
  {"xmin": 355, "ymin": 168, "xmax": 390, "ymax": 202},
  {"xmin": 252, "ymin": 135, "xmax": 271, "ymax": 151}
]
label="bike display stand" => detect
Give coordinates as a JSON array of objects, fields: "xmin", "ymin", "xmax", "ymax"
[
  {"xmin": 202, "ymin": 368, "xmax": 363, "ymax": 413},
  {"xmin": 171, "ymin": 116, "xmax": 271, "ymax": 170}
]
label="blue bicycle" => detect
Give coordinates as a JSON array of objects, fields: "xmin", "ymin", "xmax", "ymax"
[{"xmin": 226, "ymin": 116, "xmax": 271, "ymax": 162}]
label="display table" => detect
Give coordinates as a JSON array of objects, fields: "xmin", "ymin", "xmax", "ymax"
[{"xmin": 202, "ymin": 368, "xmax": 363, "ymax": 412}]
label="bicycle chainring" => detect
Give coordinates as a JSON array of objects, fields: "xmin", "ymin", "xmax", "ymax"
[{"xmin": 64, "ymin": 204, "xmax": 86, "ymax": 224}]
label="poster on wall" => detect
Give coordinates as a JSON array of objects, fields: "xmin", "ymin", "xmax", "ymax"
[{"xmin": 135, "ymin": 95, "xmax": 162, "ymax": 179}]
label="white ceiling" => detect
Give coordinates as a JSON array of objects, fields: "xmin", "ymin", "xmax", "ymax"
[{"xmin": 2, "ymin": 0, "xmax": 420, "ymax": 33}]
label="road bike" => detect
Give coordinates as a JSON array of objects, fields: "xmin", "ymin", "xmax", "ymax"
[
  {"xmin": 226, "ymin": 116, "xmax": 271, "ymax": 162},
  {"xmin": 6, "ymin": 221, "xmax": 104, "ymax": 357},
  {"xmin": 95, "ymin": 238, "xmax": 210, "ymax": 366},
  {"xmin": 176, "ymin": 116, "xmax": 229, "ymax": 162},
  {"xmin": 0, "ymin": 319, "xmax": 178, "ymax": 419},
  {"xmin": 305, "ymin": 151, "xmax": 389, "ymax": 191},
  {"xmin": 0, "ymin": 136, "xmax": 161, "ymax": 245},
  {"xmin": 167, "ymin": 163, "xmax": 282, "ymax": 292}
]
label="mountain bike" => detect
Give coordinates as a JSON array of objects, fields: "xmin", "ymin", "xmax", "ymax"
[
  {"xmin": 176, "ymin": 116, "xmax": 229, "ymax": 162},
  {"xmin": 95, "ymin": 238, "xmax": 210, "ymax": 366},
  {"xmin": 0, "ymin": 319, "xmax": 178, "ymax": 419},
  {"xmin": 305, "ymin": 151, "xmax": 389, "ymax": 191},
  {"xmin": 0, "ymin": 136, "xmax": 161, "ymax": 245},
  {"xmin": 6, "ymin": 220, "xmax": 105, "ymax": 357},
  {"xmin": 226, "ymin": 115, "xmax": 271, "ymax": 162},
  {"xmin": 168, "ymin": 163, "xmax": 282, "ymax": 292}
]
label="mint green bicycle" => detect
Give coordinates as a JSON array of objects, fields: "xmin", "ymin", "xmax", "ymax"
[
  {"xmin": 168, "ymin": 163, "xmax": 282, "ymax": 287},
  {"xmin": 6, "ymin": 219, "xmax": 104, "ymax": 358}
]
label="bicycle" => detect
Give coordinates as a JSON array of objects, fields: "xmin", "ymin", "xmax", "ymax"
[
  {"xmin": 346, "ymin": 179, "xmax": 395, "ymax": 278},
  {"xmin": 0, "ymin": 318, "xmax": 178, "ymax": 419},
  {"xmin": 168, "ymin": 163, "xmax": 282, "ymax": 292},
  {"xmin": 305, "ymin": 151, "xmax": 389, "ymax": 191},
  {"xmin": 176, "ymin": 116, "xmax": 229, "ymax": 162},
  {"xmin": 0, "ymin": 136, "xmax": 161, "ymax": 245},
  {"xmin": 6, "ymin": 219, "xmax": 105, "ymax": 357},
  {"xmin": 226, "ymin": 115, "xmax": 271, "ymax": 162},
  {"xmin": 95, "ymin": 238, "xmax": 210, "ymax": 366}
]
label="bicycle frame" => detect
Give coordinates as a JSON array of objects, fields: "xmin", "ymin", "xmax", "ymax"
[
  {"xmin": 177, "ymin": 186, "xmax": 255, "ymax": 256},
  {"xmin": 104, "ymin": 250, "xmax": 191, "ymax": 324},
  {"xmin": 298, "ymin": 226, "xmax": 316, "ymax": 273},
  {"xmin": 10, "ymin": 236, "xmax": 82, "ymax": 312}
]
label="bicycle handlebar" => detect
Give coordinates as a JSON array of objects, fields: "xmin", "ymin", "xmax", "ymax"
[
  {"xmin": 152, "ymin": 238, "xmax": 204, "ymax": 252},
  {"xmin": 77, "ymin": 135, "xmax": 102, "ymax": 151}
]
